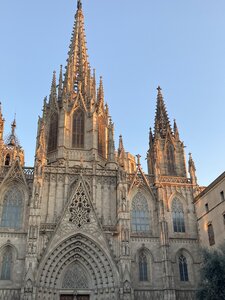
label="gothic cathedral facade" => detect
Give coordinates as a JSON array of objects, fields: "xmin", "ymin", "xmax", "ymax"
[{"xmin": 0, "ymin": 1, "xmax": 201, "ymax": 299}]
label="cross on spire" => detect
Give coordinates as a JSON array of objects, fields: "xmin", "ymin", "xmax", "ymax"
[{"xmin": 77, "ymin": 0, "xmax": 82, "ymax": 9}]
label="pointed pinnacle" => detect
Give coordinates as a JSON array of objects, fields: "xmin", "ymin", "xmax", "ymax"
[
  {"xmin": 118, "ymin": 134, "xmax": 124, "ymax": 156},
  {"xmin": 0, "ymin": 102, "xmax": 2, "ymax": 119},
  {"xmin": 77, "ymin": 0, "xmax": 82, "ymax": 10},
  {"xmin": 98, "ymin": 76, "xmax": 104, "ymax": 102},
  {"xmin": 149, "ymin": 127, "xmax": 154, "ymax": 147},
  {"xmin": 11, "ymin": 115, "xmax": 16, "ymax": 136},
  {"xmin": 58, "ymin": 65, "xmax": 63, "ymax": 98},
  {"xmin": 173, "ymin": 119, "xmax": 180, "ymax": 139},
  {"xmin": 119, "ymin": 135, "xmax": 124, "ymax": 150},
  {"xmin": 50, "ymin": 71, "xmax": 57, "ymax": 102}
]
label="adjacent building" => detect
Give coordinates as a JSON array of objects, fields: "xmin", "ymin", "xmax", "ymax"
[
  {"xmin": 0, "ymin": 1, "xmax": 202, "ymax": 299},
  {"xmin": 194, "ymin": 172, "xmax": 225, "ymax": 249}
]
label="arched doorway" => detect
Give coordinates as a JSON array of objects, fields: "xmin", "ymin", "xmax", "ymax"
[{"xmin": 37, "ymin": 234, "xmax": 120, "ymax": 300}]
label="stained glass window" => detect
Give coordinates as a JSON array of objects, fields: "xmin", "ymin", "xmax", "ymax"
[
  {"xmin": 172, "ymin": 198, "xmax": 185, "ymax": 233},
  {"xmin": 72, "ymin": 109, "xmax": 84, "ymax": 148},
  {"xmin": 1, "ymin": 187, "xmax": 23, "ymax": 229},
  {"xmin": 179, "ymin": 255, "xmax": 189, "ymax": 282},
  {"xmin": 131, "ymin": 193, "xmax": 150, "ymax": 233},
  {"xmin": 0, "ymin": 247, "xmax": 12, "ymax": 280},
  {"xmin": 48, "ymin": 113, "xmax": 58, "ymax": 152},
  {"xmin": 139, "ymin": 251, "xmax": 148, "ymax": 281}
]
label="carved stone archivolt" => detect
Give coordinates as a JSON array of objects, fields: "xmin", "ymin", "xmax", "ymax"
[{"xmin": 37, "ymin": 234, "xmax": 119, "ymax": 294}]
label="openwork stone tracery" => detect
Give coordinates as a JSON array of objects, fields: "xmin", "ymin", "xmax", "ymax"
[
  {"xmin": 62, "ymin": 263, "xmax": 90, "ymax": 289},
  {"xmin": 69, "ymin": 182, "xmax": 91, "ymax": 227}
]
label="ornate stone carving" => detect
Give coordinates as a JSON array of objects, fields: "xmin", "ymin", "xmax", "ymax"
[{"xmin": 69, "ymin": 182, "xmax": 91, "ymax": 227}]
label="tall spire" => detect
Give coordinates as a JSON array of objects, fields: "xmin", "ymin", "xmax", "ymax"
[
  {"xmin": 64, "ymin": 0, "xmax": 89, "ymax": 96},
  {"xmin": 154, "ymin": 86, "xmax": 172, "ymax": 138}
]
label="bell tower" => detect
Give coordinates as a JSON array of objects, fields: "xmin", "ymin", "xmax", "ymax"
[
  {"xmin": 147, "ymin": 86, "xmax": 187, "ymax": 178},
  {"xmin": 37, "ymin": 1, "xmax": 115, "ymax": 168}
]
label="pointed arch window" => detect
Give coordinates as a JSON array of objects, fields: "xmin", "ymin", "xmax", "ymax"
[
  {"xmin": 98, "ymin": 115, "xmax": 106, "ymax": 158},
  {"xmin": 48, "ymin": 113, "xmax": 58, "ymax": 152},
  {"xmin": 131, "ymin": 193, "xmax": 150, "ymax": 233},
  {"xmin": 72, "ymin": 109, "xmax": 84, "ymax": 148},
  {"xmin": 179, "ymin": 255, "xmax": 189, "ymax": 282},
  {"xmin": 0, "ymin": 187, "xmax": 23, "ymax": 229},
  {"xmin": 167, "ymin": 143, "xmax": 176, "ymax": 175},
  {"xmin": 172, "ymin": 198, "xmax": 185, "ymax": 233},
  {"xmin": 0, "ymin": 247, "xmax": 13, "ymax": 280},
  {"xmin": 139, "ymin": 251, "xmax": 148, "ymax": 281},
  {"xmin": 5, "ymin": 154, "xmax": 10, "ymax": 166},
  {"xmin": 207, "ymin": 223, "xmax": 215, "ymax": 246}
]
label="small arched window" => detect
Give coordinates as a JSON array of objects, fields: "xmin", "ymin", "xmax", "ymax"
[
  {"xmin": 172, "ymin": 198, "xmax": 185, "ymax": 233},
  {"xmin": 139, "ymin": 251, "xmax": 148, "ymax": 281},
  {"xmin": 179, "ymin": 255, "xmax": 189, "ymax": 282},
  {"xmin": 167, "ymin": 144, "xmax": 176, "ymax": 175},
  {"xmin": 0, "ymin": 187, "xmax": 23, "ymax": 229},
  {"xmin": 5, "ymin": 154, "xmax": 10, "ymax": 166},
  {"xmin": 131, "ymin": 193, "xmax": 150, "ymax": 233},
  {"xmin": 48, "ymin": 113, "xmax": 58, "ymax": 152},
  {"xmin": 98, "ymin": 116, "xmax": 106, "ymax": 158},
  {"xmin": 0, "ymin": 247, "xmax": 13, "ymax": 280},
  {"xmin": 72, "ymin": 109, "xmax": 84, "ymax": 148}
]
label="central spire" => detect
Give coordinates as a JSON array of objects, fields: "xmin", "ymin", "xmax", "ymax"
[{"xmin": 64, "ymin": 0, "xmax": 89, "ymax": 96}]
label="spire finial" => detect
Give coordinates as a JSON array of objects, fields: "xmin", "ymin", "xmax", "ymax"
[
  {"xmin": 136, "ymin": 154, "xmax": 141, "ymax": 166},
  {"xmin": 12, "ymin": 114, "xmax": 16, "ymax": 135},
  {"xmin": 77, "ymin": 0, "xmax": 82, "ymax": 10},
  {"xmin": 157, "ymin": 85, "xmax": 161, "ymax": 92}
]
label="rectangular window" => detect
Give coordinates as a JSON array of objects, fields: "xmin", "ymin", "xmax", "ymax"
[
  {"xmin": 208, "ymin": 223, "xmax": 215, "ymax": 246},
  {"xmin": 220, "ymin": 191, "xmax": 225, "ymax": 202},
  {"xmin": 205, "ymin": 203, "xmax": 209, "ymax": 213}
]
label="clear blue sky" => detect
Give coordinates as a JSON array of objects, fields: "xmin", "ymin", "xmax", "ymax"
[{"xmin": 0, "ymin": 0, "xmax": 225, "ymax": 186}]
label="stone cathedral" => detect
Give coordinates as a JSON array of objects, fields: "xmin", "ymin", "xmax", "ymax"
[{"xmin": 0, "ymin": 1, "xmax": 202, "ymax": 300}]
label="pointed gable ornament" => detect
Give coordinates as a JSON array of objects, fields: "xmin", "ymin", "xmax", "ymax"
[{"xmin": 69, "ymin": 181, "xmax": 91, "ymax": 227}]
